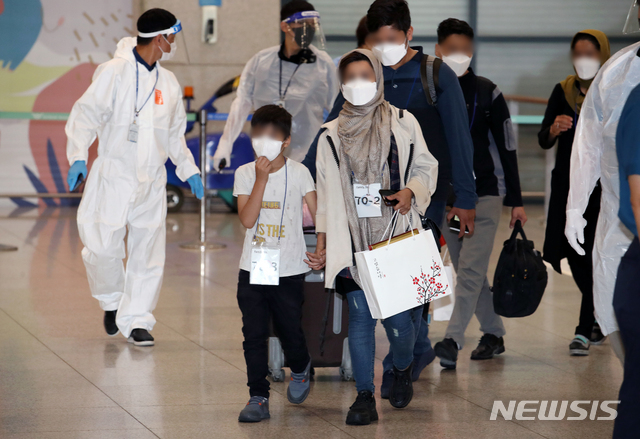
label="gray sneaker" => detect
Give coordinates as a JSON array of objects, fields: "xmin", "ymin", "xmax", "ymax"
[
  {"xmin": 238, "ymin": 396, "xmax": 270, "ymax": 423},
  {"xmin": 570, "ymin": 335, "xmax": 590, "ymax": 356},
  {"xmin": 287, "ymin": 360, "xmax": 311, "ymax": 404}
]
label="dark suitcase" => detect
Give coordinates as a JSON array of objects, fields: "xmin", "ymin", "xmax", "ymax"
[{"xmin": 268, "ymin": 232, "xmax": 353, "ymax": 381}]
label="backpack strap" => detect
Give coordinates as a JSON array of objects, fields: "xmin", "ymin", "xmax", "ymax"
[
  {"xmin": 399, "ymin": 108, "xmax": 404, "ymax": 118},
  {"xmin": 420, "ymin": 54, "xmax": 442, "ymax": 107}
]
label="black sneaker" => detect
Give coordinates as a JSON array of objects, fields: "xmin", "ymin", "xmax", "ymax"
[
  {"xmin": 590, "ymin": 322, "xmax": 607, "ymax": 345},
  {"xmin": 389, "ymin": 363, "xmax": 413, "ymax": 409},
  {"xmin": 104, "ymin": 310, "xmax": 118, "ymax": 336},
  {"xmin": 434, "ymin": 338, "xmax": 459, "ymax": 369},
  {"xmin": 127, "ymin": 329, "xmax": 154, "ymax": 346},
  {"xmin": 346, "ymin": 391, "xmax": 378, "ymax": 426},
  {"xmin": 380, "ymin": 370, "xmax": 393, "ymax": 399},
  {"xmin": 570, "ymin": 335, "xmax": 590, "ymax": 356},
  {"xmin": 470, "ymin": 334, "xmax": 505, "ymax": 360}
]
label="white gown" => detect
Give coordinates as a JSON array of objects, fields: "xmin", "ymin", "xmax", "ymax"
[
  {"xmin": 566, "ymin": 42, "xmax": 640, "ymax": 336},
  {"xmin": 65, "ymin": 37, "xmax": 199, "ymax": 337}
]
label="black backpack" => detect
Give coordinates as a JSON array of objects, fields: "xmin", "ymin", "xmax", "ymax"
[{"xmin": 492, "ymin": 221, "xmax": 548, "ymax": 318}]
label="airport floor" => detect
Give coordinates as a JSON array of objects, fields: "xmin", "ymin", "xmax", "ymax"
[{"xmin": 0, "ymin": 201, "xmax": 623, "ymax": 439}]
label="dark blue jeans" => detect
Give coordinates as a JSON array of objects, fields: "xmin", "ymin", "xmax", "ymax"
[
  {"xmin": 613, "ymin": 236, "xmax": 640, "ymax": 438},
  {"xmin": 382, "ymin": 198, "xmax": 446, "ymax": 373},
  {"xmin": 347, "ymin": 289, "xmax": 419, "ymax": 393}
]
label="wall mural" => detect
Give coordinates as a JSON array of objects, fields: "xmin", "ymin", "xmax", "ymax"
[{"xmin": 0, "ymin": 0, "xmax": 133, "ymax": 207}]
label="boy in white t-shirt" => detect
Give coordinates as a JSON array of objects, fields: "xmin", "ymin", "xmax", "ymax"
[{"xmin": 233, "ymin": 105, "xmax": 317, "ymax": 423}]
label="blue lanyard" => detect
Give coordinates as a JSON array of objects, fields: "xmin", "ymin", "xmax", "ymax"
[
  {"xmin": 404, "ymin": 64, "xmax": 421, "ymax": 109},
  {"xmin": 253, "ymin": 160, "xmax": 288, "ymax": 244},
  {"xmin": 135, "ymin": 62, "xmax": 159, "ymax": 119},
  {"xmin": 469, "ymin": 93, "xmax": 478, "ymax": 130}
]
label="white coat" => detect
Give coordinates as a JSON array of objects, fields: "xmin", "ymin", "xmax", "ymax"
[
  {"xmin": 316, "ymin": 106, "xmax": 438, "ymax": 289},
  {"xmin": 566, "ymin": 42, "xmax": 640, "ymax": 336},
  {"xmin": 65, "ymin": 37, "xmax": 199, "ymax": 338},
  {"xmin": 213, "ymin": 44, "xmax": 338, "ymax": 166}
]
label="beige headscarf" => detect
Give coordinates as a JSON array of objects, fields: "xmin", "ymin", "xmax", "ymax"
[
  {"xmin": 337, "ymin": 49, "xmax": 394, "ymax": 285},
  {"xmin": 561, "ymin": 29, "xmax": 610, "ymax": 114}
]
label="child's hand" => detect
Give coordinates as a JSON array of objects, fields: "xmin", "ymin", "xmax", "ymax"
[
  {"xmin": 255, "ymin": 157, "xmax": 272, "ymax": 183},
  {"xmin": 304, "ymin": 249, "xmax": 326, "ymax": 271}
]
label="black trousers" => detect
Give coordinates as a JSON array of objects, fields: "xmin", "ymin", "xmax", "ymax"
[
  {"xmin": 613, "ymin": 237, "xmax": 640, "ymax": 438},
  {"xmin": 565, "ymin": 245, "xmax": 596, "ymax": 338},
  {"xmin": 237, "ymin": 270, "xmax": 310, "ymax": 398}
]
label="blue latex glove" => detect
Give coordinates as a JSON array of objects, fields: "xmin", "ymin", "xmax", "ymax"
[
  {"xmin": 187, "ymin": 174, "xmax": 204, "ymax": 200},
  {"xmin": 67, "ymin": 160, "xmax": 87, "ymax": 191}
]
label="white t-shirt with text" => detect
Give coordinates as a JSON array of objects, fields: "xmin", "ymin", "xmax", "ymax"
[{"xmin": 233, "ymin": 159, "xmax": 316, "ymax": 277}]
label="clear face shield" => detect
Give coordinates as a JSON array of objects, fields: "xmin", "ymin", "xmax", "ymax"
[
  {"xmin": 282, "ymin": 11, "xmax": 325, "ymax": 50},
  {"xmin": 623, "ymin": 0, "xmax": 640, "ymax": 34}
]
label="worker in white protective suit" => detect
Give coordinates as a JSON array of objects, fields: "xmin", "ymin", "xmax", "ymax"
[
  {"xmin": 211, "ymin": 0, "xmax": 338, "ymax": 169},
  {"xmin": 565, "ymin": 0, "xmax": 640, "ymax": 363},
  {"xmin": 65, "ymin": 9, "xmax": 203, "ymax": 347}
]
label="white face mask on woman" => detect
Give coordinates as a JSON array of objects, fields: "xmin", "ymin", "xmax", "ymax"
[
  {"xmin": 573, "ymin": 57, "xmax": 601, "ymax": 80},
  {"xmin": 372, "ymin": 39, "xmax": 408, "ymax": 66},
  {"xmin": 342, "ymin": 78, "xmax": 377, "ymax": 106},
  {"xmin": 251, "ymin": 136, "xmax": 283, "ymax": 161},
  {"xmin": 442, "ymin": 53, "xmax": 472, "ymax": 77}
]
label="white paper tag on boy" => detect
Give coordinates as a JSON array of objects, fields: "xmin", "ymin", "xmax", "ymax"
[
  {"xmin": 353, "ymin": 183, "xmax": 382, "ymax": 218},
  {"xmin": 250, "ymin": 245, "xmax": 281, "ymax": 285}
]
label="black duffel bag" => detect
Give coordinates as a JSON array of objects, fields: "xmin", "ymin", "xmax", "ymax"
[{"xmin": 492, "ymin": 220, "xmax": 548, "ymax": 318}]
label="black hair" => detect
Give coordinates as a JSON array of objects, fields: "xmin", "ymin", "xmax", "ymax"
[
  {"xmin": 437, "ymin": 18, "xmax": 474, "ymax": 44},
  {"xmin": 367, "ymin": 0, "xmax": 411, "ymax": 34},
  {"xmin": 571, "ymin": 32, "xmax": 601, "ymax": 51},
  {"xmin": 280, "ymin": 0, "xmax": 315, "ymax": 22},
  {"xmin": 137, "ymin": 8, "xmax": 177, "ymax": 46},
  {"xmin": 356, "ymin": 16, "xmax": 370, "ymax": 48},
  {"xmin": 251, "ymin": 105, "xmax": 292, "ymax": 139},
  {"xmin": 338, "ymin": 51, "xmax": 374, "ymax": 81}
]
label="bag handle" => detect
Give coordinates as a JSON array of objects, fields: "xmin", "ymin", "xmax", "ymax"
[
  {"xmin": 507, "ymin": 220, "xmax": 527, "ymax": 251},
  {"xmin": 380, "ymin": 211, "xmax": 416, "ymax": 246}
]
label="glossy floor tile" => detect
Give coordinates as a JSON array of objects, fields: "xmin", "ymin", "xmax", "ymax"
[{"xmin": 0, "ymin": 201, "xmax": 622, "ymax": 438}]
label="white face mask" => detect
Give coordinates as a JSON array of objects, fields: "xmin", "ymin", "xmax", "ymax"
[
  {"xmin": 442, "ymin": 53, "xmax": 472, "ymax": 77},
  {"xmin": 160, "ymin": 35, "xmax": 177, "ymax": 61},
  {"xmin": 252, "ymin": 136, "xmax": 283, "ymax": 162},
  {"xmin": 372, "ymin": 39, "xmax": 408, "ymax": 66},
  {"xmin": 342, "ymin": 78, "xmax": 377, "ymax": 106},
  {"xmin": 573, "ymin": 57, "xmax": 601, "ymax": 80}
]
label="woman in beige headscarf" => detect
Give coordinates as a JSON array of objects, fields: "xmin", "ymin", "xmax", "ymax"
[
  {"xmin": 307, "ymin": 49, "xmax": 437, "ymax": 425},
  {"xmin": 538, "ymin": 30, "xmax": 611, "ymax": 356}
]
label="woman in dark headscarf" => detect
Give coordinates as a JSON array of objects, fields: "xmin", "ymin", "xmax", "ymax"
[{"xmin": 538, "ymin": 29, "xmax": 610, "ymax": 356}]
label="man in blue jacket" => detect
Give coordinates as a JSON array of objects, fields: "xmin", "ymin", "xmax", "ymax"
[{"xmin": 302, "ymin": 0, "xmax": 477, "ymax": 393}]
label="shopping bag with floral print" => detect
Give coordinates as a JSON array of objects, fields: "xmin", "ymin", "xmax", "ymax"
[{"xmin": 355, "ymin": 212, "xmax": 452, "ymax": 319}]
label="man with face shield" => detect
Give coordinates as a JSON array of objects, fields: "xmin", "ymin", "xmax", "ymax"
[
  {"xmin": 564, "ymin": 0, "xmax": 640, "ymax": 363},
  {"xmin": 65, "ymin": 9, "xmax": 202, "ymax": 346},
  {"xmin": 211, "ymin": 0, "xmax": 338, "ymax": 168}
]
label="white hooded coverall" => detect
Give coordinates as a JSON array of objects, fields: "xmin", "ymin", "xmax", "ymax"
[
  {"xmin": 214, "ymin": 44, "xmax": 338, "ymax": 165},
  {"xmin": 566, "ymin": 42, "xmax": 640, "ymax": 336},
  {"xmin": 66, "ymin": 37, "xmax": 199, "ymax": 337}
]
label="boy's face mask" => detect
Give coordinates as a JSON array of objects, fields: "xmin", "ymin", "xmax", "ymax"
[{"xmin": 252, "ymin": 136, "xmax": 283, "ymax": 161}]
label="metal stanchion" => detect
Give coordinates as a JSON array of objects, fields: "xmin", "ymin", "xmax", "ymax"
[{"xmin": 180, "ymin": 109, "xmax": 226, "ymax": 251}]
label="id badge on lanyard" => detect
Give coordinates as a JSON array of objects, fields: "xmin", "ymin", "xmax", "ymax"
[
  {"xmin": 250, "ymin": 242, "xmax": 281, "ymax": 285},
  {"xmin": 129, "ymin": 63, "xmax": 158, "ymax": 144},
  {"xmin": 353, "ymin": 182, "xmax": 382, "ymax": 218},
  {"xmin": 249, "ymin": 160, "xmax": 288, "ymax": 285}
]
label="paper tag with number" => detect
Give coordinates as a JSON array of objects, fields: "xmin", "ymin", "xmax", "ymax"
[
  {"xmin": 354, "ymin": 183, "xmax": 382, "ymax": 218},
  {"xmin": 128, "ymin": 122, "xmax": 139, "ymax": 143},
  {"xmin": 250, "ymin": 244, "xmax": 281, "ymax": 285}
]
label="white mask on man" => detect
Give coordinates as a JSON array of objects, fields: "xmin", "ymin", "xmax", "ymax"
[
  {"xmin": 342, "ymin": 78, "xmax": 377, "ymax": 106},
  {"xmin": 252, "ymin": 136, "xmax": 283, "ymax": 161},
  {"xmin": 160, "ymin": 35, "xmax": 177, "ymax": 61},
  {"xmin": 573, "ymin": 57, "xmax": 601, "ymax": 80},
  {"xmin": 442, "ymin": 53, "xmax": 472, "ymax": 77},
  {"xmin": 372, "ymin": 39, "xmax": 408, "ymax": 66}
]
